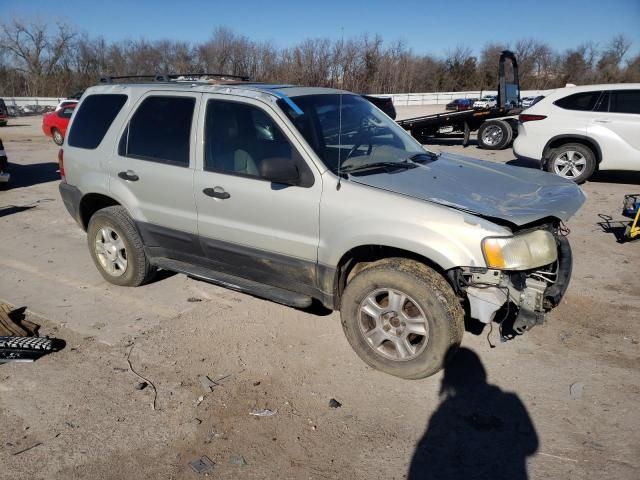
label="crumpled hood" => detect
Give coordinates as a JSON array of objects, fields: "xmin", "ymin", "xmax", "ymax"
[{"xmin": 350, "ymin": 153, "xmax": 586, "ymax": 226}]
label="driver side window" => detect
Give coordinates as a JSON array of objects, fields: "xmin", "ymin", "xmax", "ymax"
[{"xmin": 204, "ymin": 99, "xmax": 307, "ymax": 182}]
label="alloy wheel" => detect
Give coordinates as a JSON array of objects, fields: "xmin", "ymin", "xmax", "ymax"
[{"xmin": 357, "ymin": 288, "xmax": 429, "ymax": 361}]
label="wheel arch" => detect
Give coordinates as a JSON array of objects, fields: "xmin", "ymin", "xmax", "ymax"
[
  {"xmin": 79, "ymin": 193, "xmax": 122, "ymax": 230},
  {"xmin": 542, "ymin": 135, "xmax": 602, "ymax": 168},
  {"xmin": 326, "ymin": 244, "xmax": 452, "ymax": 310}
]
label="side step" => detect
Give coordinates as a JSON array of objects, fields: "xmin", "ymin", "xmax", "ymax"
[{"xmin": 152, "ymin": 257, "xmax": 313, "ymax": 309}]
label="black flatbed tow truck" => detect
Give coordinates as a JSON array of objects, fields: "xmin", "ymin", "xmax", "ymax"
[{"xmin": 397, "ymin": 51, "xmax": 522, "ymax": 150}]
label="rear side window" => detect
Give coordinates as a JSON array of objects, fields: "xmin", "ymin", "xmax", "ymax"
[
  {"xmin": 554, "ymin": 91, "xmax": 601, "ymax": 111},
  {"xmin": 610, "ymin": 90, "xmax": 640, "ymax": 114},
  {"xmin": 120, "ymin": 96, "xmax": 195, "ymax": 166},
  {"xmin": 68, "ymin": 94, "xmax": 127, "ymax": 149}
]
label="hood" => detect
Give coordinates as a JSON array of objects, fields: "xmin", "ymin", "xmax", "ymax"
[{"xmin": 350, "ymin": 153, "xmax": 586, "ymax": 227}]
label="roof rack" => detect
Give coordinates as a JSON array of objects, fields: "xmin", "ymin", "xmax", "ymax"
[{"xmin": 98, "ymin": 72, "xmax": 251, "ymax": 84}]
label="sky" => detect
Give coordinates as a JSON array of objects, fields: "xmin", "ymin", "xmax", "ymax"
[{"xmin": 2, "ymin": 0, "xmax": 640, "ymax": 57}]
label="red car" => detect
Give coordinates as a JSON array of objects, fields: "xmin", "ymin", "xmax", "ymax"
[{"xmin": 42, "ymin": 104, "xmax": 76, "ymax": 145}]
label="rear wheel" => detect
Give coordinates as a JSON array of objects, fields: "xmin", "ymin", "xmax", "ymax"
[
  {"xmin": 52, "ymin": 128, "xmax": 64, "ymax": 146},
  {"xmin": 546, "ymin": 143, "xmax": 596, "ymax": 184},
  {"xmin": 87, "ymin": 206, "xmax": 156, "ymax": 286},
  {"xmin": 477, "ymin": 119, "xmax": 512, "ymax": 149},
  {"xmin": 340, "ymin": 258, "xmax": 464, "ymax": 379}
]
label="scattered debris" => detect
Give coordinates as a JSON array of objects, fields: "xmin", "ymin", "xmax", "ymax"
[
  {"xmin": 12, "ymin": 442, "xmax": 43, "ymax": 456},
  {"xmin": 193, "ymin": 418, "xmax": 202, "ymax": 425},
  {"xmin": 229, "ymin": 454, "xmax": 248, "ymax": 466},
  {"xmin": 126, "ymin": 345, "xmax": 158, "ymax": 410},
  {"xmin": 250, "ymin": 408, "xmax": 276, "ymax": 417},
  {"xmin": 199, "ymin": 375, "xmax": 217, "ymax": 392},
  {"xmin": 538, "ymin": 452, "xmax": 579, "ymax": 463},
  {"xmin": 0, "ymin": 304, "xmax": 37, "ymax": 336},
  {"xmin": 189, "ymin": 455, "xmax": 215, "ymax": 474},
  {"xmin": 195, "ymin": 395, "xmax": 204, "ymax": 406},
  {"xmin": 199, "ymin": 373, "xmax": 232, "ymax": 392},
  {"xmin": 187, "ymin": 297, "xmax": 203, "ymax": 303},
  {"xmin": 329, "ymin": 398, "xmax": 342, "ymax": 409},
  {"xmin": 253, "ymin": 381, "xmax": 261, "ymax": 386},
  {"xmin": 569, "ymin": 382, "xmax": 585, "ymax": 400},
  {"xmin": 134, "ymin": 382, "xmax": 148, "ymax": 391}
]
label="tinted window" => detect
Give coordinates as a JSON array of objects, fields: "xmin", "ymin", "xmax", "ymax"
[
  {"xmin": 204, "ymin": 100, "xmax": 307, "ymax": 181},
  {"xmin": 59, "ymin": 107, "xmax": 75, "ymax": 119},
  {"xmin": 68, "ymin": 94, "xmax": 127, "ymax": 149},
  {"xmin": 554, "ymin": 91, "xmax": 601, "ymax": 111},
  {"xmin": 594, "ymin": 91, "xmax": 610, "ymax": 112},
  {"xmin": 121, "ymin": 96, "xmax": 195, "ymax": 166},
  {"xmin": 610, "ymin": 90, "xmax": 640, "ymax": 114}
]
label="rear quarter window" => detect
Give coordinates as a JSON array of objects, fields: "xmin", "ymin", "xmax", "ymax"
[
  {"xmin": 68, "ymin": 94, "xmax": 127, "ymax": 149},
  {"xmin": 553, "ymin": 91, "xmax": 602, "ymax": 111},
  {"xmin": 610, "ymin": 90, "xmax": 640, "ymax": 114}
]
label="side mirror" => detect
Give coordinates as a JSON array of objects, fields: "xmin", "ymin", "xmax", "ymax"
[{"xmin": 260, "ymin": 157, "xmax": 299, "ymax": 185}]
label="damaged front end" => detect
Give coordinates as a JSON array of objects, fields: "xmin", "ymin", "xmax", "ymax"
[{"xmin": 450, "ymin": 224, "xmax": 572, "ymax": 337}]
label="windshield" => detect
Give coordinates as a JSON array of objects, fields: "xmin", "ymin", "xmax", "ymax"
[{"xmin": 277, "ymin": 94, "xmax": 427, "ymax": 173}]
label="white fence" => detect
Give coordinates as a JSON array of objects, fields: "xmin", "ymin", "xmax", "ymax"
[
  {"xmin": 2, "ymin": 97, "xmax": 62, "ymax": 107},
  {"xmin": 3, "ymin": 90, "xmax": 554, "ymax": 108}
]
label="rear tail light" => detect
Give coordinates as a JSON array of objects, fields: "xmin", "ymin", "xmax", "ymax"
[
  {"xmin": 519, "ymin": 114, "xmax": 547, "ymax": 123},
  {"xmin": 58, "ymin": 148, "xmax": 65, "ymax": 182}
]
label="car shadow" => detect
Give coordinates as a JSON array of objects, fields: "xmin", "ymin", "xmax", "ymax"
[
  {"xmin": 3, "ymin": 162, "xmax": 60, "ymax": 189},
  {"xmin": 422, "ymin": 135, "xmax": 479, "ymax": 148},
  {"xmin": 589, "ymin": 170, "xmax": 640, "ymax": 185},
  {"xmin": 506, "ymin": 159, "xmax": 640, "ymax": 185},
  {"xmin": 506, "ymin": 157, "xmax": 539, "ymax": 169},
  {"xmin": 407, "ymin": 347, "xmax": 539, "ymax": 480}
]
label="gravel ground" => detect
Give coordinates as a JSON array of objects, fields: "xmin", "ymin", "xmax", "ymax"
[{"xmin": 0, "ymin": 114, "xmax": 639, "ymax": 480}]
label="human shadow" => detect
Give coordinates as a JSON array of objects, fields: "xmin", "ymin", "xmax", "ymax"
[{"xmin": 408, "ymin": 347, "xmax": 538, "ymax": 480}]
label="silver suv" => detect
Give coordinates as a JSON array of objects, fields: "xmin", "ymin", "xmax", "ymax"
[{"xmin": 58, "ymin": 77, "xmax": 585, "ymax": 379}]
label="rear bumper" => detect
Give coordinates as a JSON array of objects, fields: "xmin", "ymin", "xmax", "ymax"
[{"xmin": 59, "ymin": 182, "xmax": 83, "ymax": 228}]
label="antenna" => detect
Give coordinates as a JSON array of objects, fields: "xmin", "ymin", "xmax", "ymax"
[{"xmin": 336, "ymin": 92, "xmax": 343, "ymax": 190}]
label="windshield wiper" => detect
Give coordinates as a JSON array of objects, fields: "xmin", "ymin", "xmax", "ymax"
[{"xmin": 340, "ymin": 160, "xmax": 414, "ymax": 175}]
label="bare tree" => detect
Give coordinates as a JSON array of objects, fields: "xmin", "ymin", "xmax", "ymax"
[{"xmin": 0, "ymin": 18, "xmax": 75, "ymax": 95}]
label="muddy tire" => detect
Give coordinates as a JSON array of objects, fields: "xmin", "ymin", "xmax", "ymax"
[
  {"xmin": 477, "ymin": 119, "xmax": 512, "ymax": 150},
  {"xmin": 340, "ymin": 258, "xmax": 464, "ymax": 379},
  {"xmin": 87, "ymin": 206, "xmax": 156, "ymax": 287}
]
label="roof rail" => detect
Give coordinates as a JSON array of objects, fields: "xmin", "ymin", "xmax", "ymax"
[{"xmin": 98, "ymin": 73, "xmax": 251, "ymax": 84}]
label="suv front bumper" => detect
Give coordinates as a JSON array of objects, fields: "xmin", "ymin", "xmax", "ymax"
[{"xmin": 462, "ymin": 235, "xmax": 573, "ymax": 333}]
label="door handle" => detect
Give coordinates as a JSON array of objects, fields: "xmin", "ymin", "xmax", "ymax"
[
  {"xmin": 203, "ymin": 187, "xmax": 230, "ymax": 199},
  {"xmin": 118, "ymin": 170, "xmax": 139, "ymax": 181},
  {"xmin": 594, "ymin": 119, "xmax": 611, "ymax": 124}
]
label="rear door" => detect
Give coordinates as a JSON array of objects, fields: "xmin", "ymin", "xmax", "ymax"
[
  {"xmin": 588, "ymin": 89, "xmax": 640, "ymax": 171},
  {"xmin": 193, "ymin": 95, "xmax": 322, "ymax": 293},
  {"xmin": 108, "ymin": 92, "xmax": 201, "ymax": 255}
]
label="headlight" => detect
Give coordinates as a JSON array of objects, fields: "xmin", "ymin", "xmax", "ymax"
[{"xmin": 482, "ymin": 230, "xmax": 558, "ymax": 270}]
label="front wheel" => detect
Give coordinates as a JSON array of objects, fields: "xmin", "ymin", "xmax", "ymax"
[{"xmin": 340, "ymin": 258, "xmax": 464, "ymax": 379}]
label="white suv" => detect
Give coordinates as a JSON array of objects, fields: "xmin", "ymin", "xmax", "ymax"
[
  {"xmin": 473, "ymin": 95, "xmax": 497, "ymax": 109},
  {"xmin": 514, "ymin": 83, "xmax": 640, "ymax": 183}
]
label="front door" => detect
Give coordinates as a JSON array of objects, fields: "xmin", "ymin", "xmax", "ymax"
[{"xmin": 194, "ymin": 95, "xmax": 322, "ymax": 293}]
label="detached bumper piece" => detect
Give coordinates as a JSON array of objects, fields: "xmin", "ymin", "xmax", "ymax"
[{"xmin": 0, "ymin": 336, "xmax": 64, "ymax": 363}]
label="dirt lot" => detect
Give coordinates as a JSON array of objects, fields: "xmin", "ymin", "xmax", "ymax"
[{"xmin": 1, "ymin": 114, "xmax": 639, "ymax": 480}]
